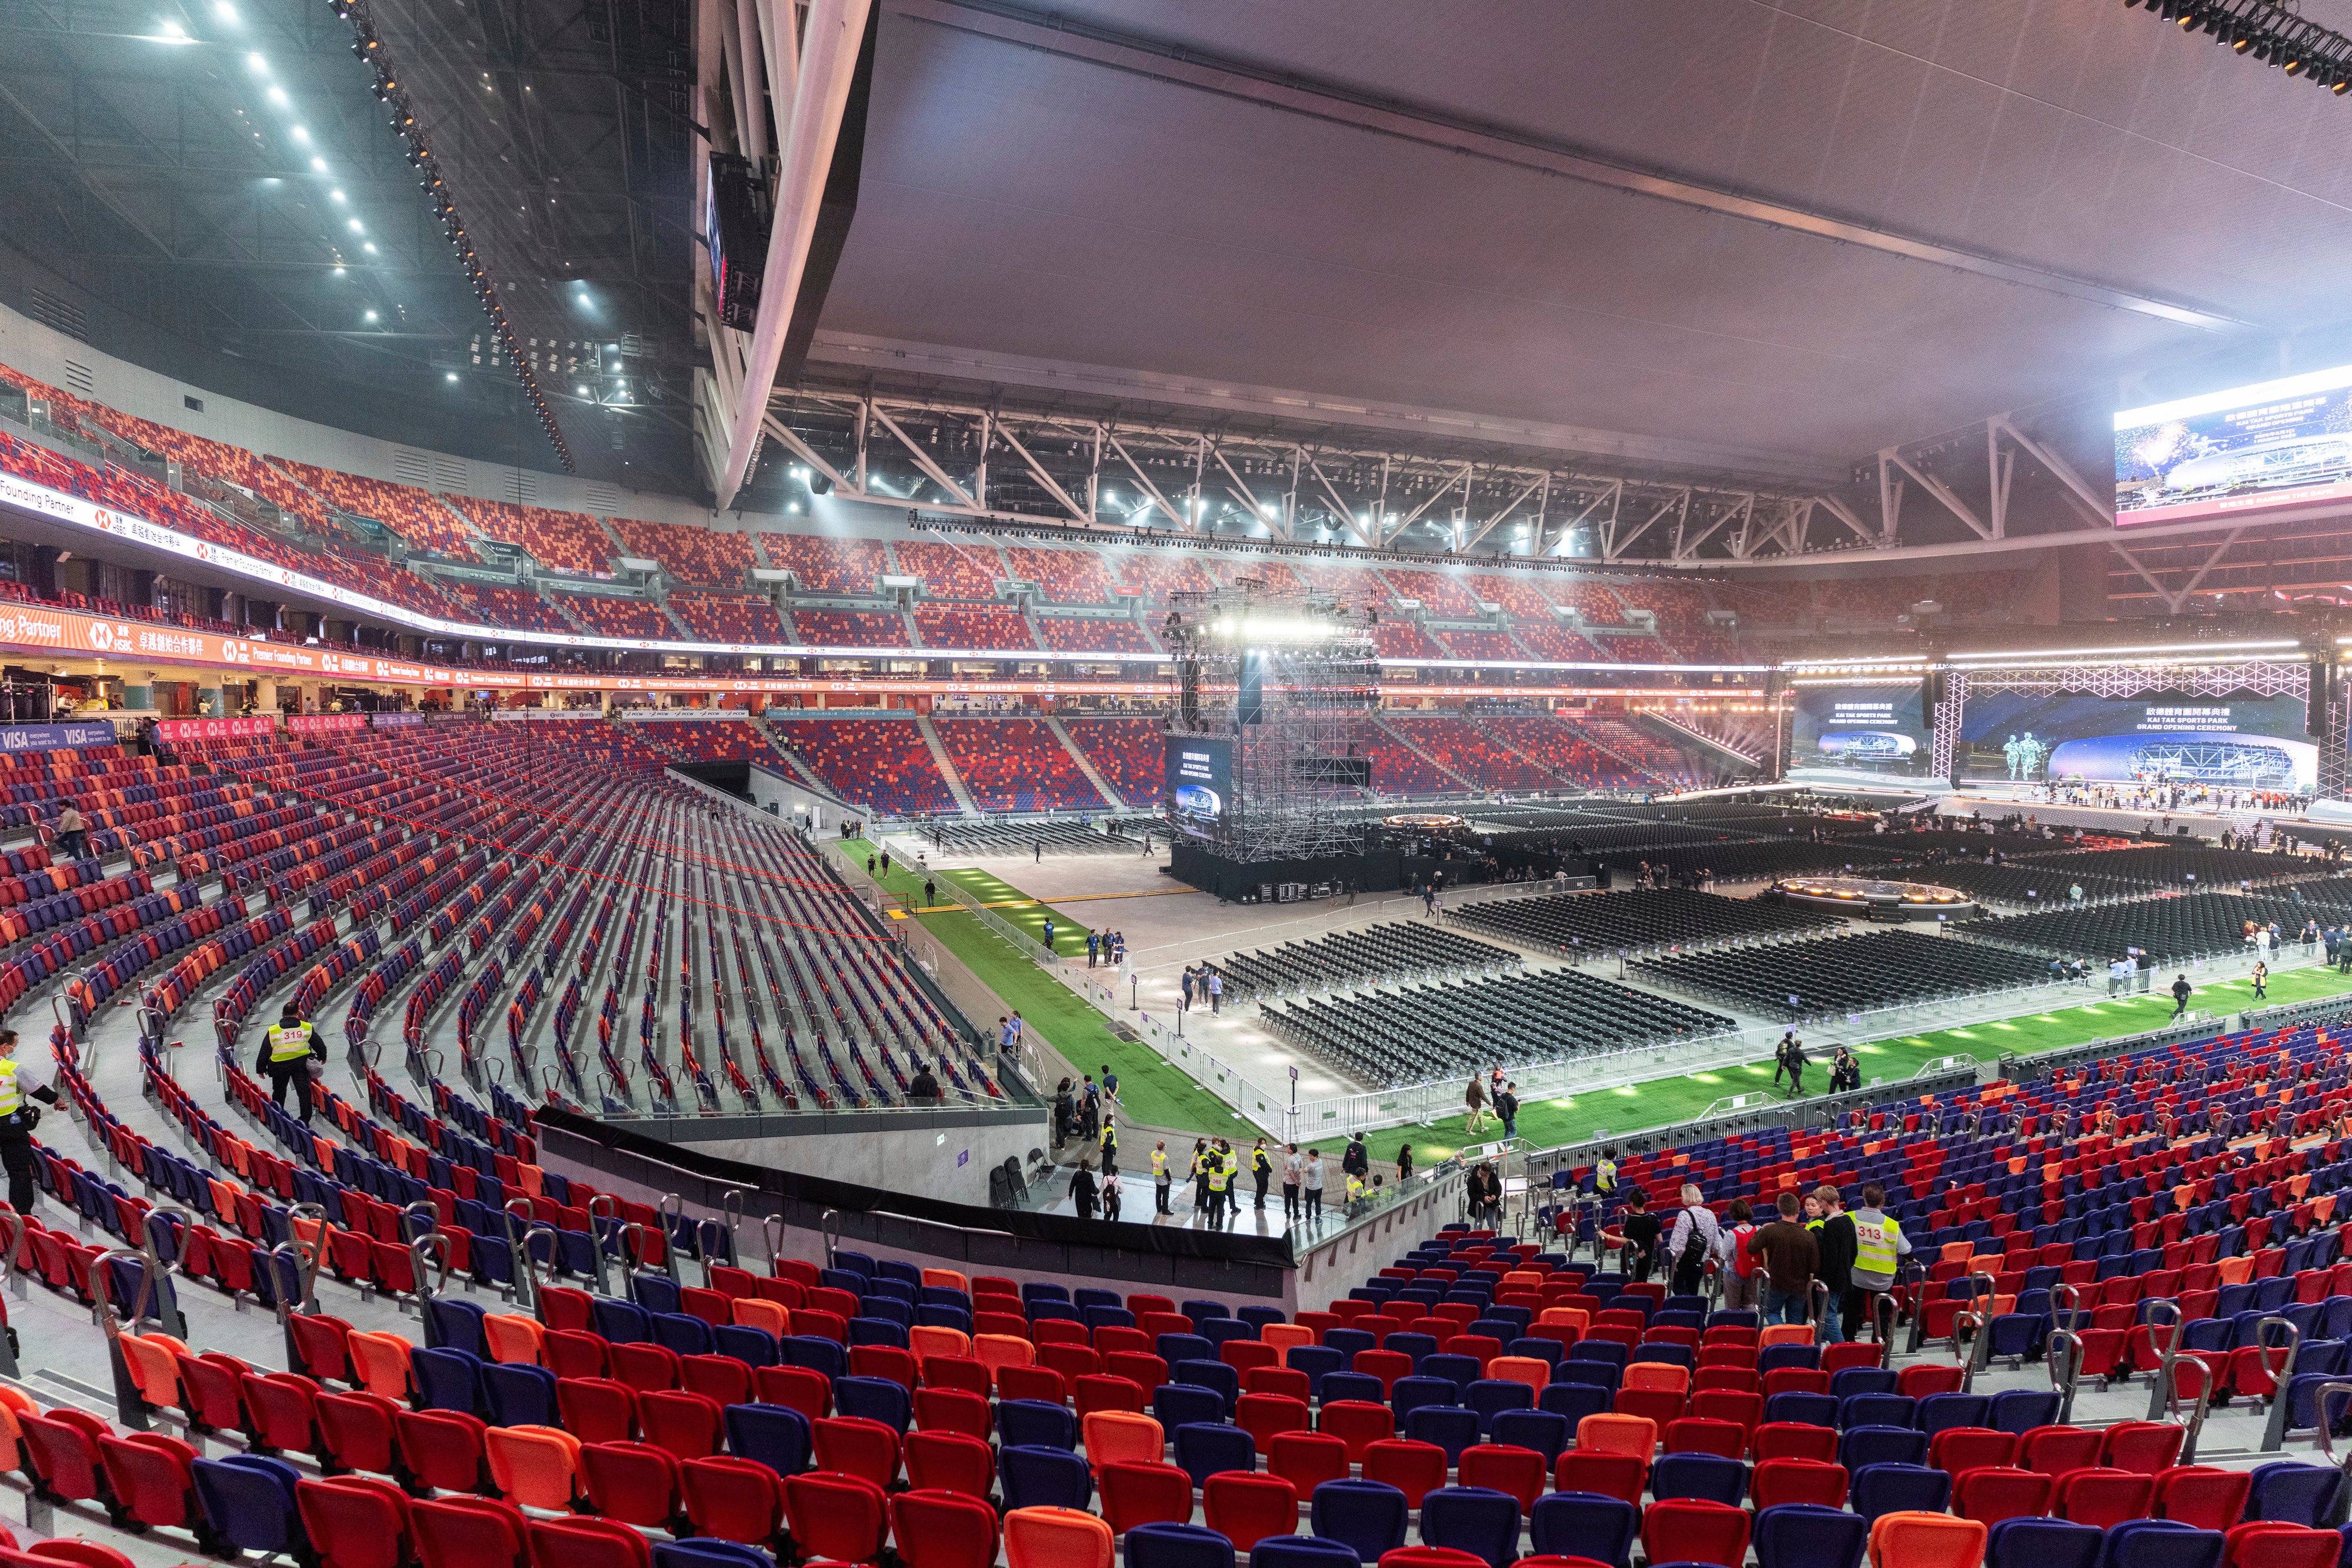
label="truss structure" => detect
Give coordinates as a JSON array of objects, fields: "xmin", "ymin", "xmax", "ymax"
[
  {"xmin": 1933, "ymin": 660, "xmax": 2315, "ymax": 780},
  {"xmin": 1162, "ymin": 589, "xmax": 1380, "ymax": 862}
]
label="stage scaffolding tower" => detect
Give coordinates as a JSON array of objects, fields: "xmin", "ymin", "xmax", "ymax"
[{"xmin": 1162, "ymin": 584, "xmax": 1381, "ymax": 862}]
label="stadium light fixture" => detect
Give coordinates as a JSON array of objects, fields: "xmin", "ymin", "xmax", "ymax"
[
  {"xmin": 247, "ymin": 52, "xmax": 266, "ymax": 70},
  {"xmin": 268, "ymin": 86, "xmax": 289, "ymax": 105},
  {"xmin": 1950, "ymin": 638, "xmax": 2301, "ymax": 660}
]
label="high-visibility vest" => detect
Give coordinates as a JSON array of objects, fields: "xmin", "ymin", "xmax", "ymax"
[
  {"xmin": 1345, "ymin": 1175, "xmax": 1365, "ymax": 1202},
  {"xmin": 268, "ymin": 1021, "xmax": 316, "ymax": 1064},
  {"xmin": 0, "ymin": 1058, "xmax": 20, "ymax": 1118},
  {"xmin": 1150, "ymin": 1150, "xmax": 1167, "ymax": 1181},
  {"xmin": 1595, "ymin": 1159, "xmax": 1617, "ymax": 1193},
  {"xmin": 1100, "ymin": 1125, "xmax": 1117, "ymax": 1154},
  {"xmin": 1254, "ymin": 1149, "xmax": 1273, "ymax": 1177},
  {"xmin": 1207, "ymin": 1157, "xmax": 1229, "ymax": 1193},
  {"xmin": 1853, "ymin": 1213, "xmax": 1902, "ymax": 1283}
]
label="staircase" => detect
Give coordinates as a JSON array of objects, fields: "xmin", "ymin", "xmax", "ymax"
[
  {"xmin": 1375, "ymin": 717, "xmax": 1478, "ymax": 791},
  {"xmin": 1044, "ymin": 715, "xmax": 1123, "ymax": 808},
  {"xmin": 916, "ymin": 715, "xmax": 980, "ymax": 817},
  {"xmin": 746, "ymin": 713, "xmax": 837, "ymax": 796}
]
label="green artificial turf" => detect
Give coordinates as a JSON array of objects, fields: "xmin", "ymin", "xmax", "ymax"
[
  {"xmin": 840, "ymin": 838, "xmax": 2352, "ymax": 1154},
  {"xmin": 1304, "ymin": 960, "xmax": 2352, "ymax": 1171},
  {"xmin": 843, "ymin": 840, "xmax": 1240, "ymax": 1134}
]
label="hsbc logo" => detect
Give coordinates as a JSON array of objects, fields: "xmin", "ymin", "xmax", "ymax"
[{"xmin": 87, "ymin": 621, "xmax": 130, "ymax": 653}]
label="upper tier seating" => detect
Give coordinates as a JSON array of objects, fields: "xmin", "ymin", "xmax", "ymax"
[
  {"xmin": 790, "ymin": 610, "xmax": 912, "ymax": 647},
  {"xmin": 557, "ymin": 594, "xmax": 680, "ymax": 640},
  {"xmin": 669, "ymin": 593, "xmax": 790, "ymax": 644},
  {"xmin": 1371, "ymin": 623, "xmax": 1445, "ymax": 660},
  {"xmin": 897, "ymin": 539, "xmax": 1008, "ymax": 599},
  {"xmin": 1005, "ymin": 546, "xmax": 1121, "ymax": 605},
  {"xmin": 771, "ymin": 718, "xmax": 959, "ymax": 814},
  {"xmin": 613, "ymin": 517, "xmax": 757, "ymax": 585},
  {"xmin": 1039, "ymin": 618, "xmax": 1156, "ymax": 655},
  {"xmin": 1062, "ymin": 717, "xmax": 1165, "ymax": 806},
  {"xmin": 1114, "ymin": 552, "xmax": 1220, "ymax": 603},
  {"xmin": 1515, "ymin": 624, "xmax": 1615, "ymax": 663},
  {"xmin": 445, "ymin": 497, "xmax": 616, "ymax": 576},
  {"xmin": 916, "ymin": 606, "xmax": 1037, "ymax": 653},
  {"xmin": 933, "ymin": 720, "xmax": 1105, "ymax": 813},
  {"xmin": 273, "ymin": 461, "xmax": 482, "ymax": 559},
  {"xmin": 760, "ymin": 536, "xmax": 891, "ymax": 594},
  {"xmin": 444, "ymin": 583, "xmax": 576, "ymax": 637},
  {"xmin": 1382, "ymin": 570, "xmax": 1488, "ymax": 619},
  {"xmin": 1432, "ymin": 629, "xmax": 1526, "ymax": 662}
]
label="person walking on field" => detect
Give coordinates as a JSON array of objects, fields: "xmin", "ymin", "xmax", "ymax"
[
  {"xmin": 1464, "ymin": 1074, "xmax": 1492, "ymax": 1135},
  {"xmin": 2172, "ymin": 972, "xmax": 2193, "ymax": 1019}
]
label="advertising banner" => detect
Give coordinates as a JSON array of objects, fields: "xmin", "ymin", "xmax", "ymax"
[
  {"xmin": 0, "ymin": 720, "xmax": 121, "ymax": 753},
  {"xmin": 285, "ymin": 714, "xmax": 368, "ymax": 734},
  {"xmin": 155, "ymin": 716, "xmax": 275, "ymax": 743},
  {"xmin": 371, "ymin": 712, "xmax": 425, "ymax": 727}
]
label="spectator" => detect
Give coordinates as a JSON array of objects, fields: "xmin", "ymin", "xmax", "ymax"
[
  {"xmin": 1772, "ymin": 1031, "xmax": 1798, "ymax": 1089},
  {"xmin": 1100, "ymin": 1165, "xmax": 1122, "ymax": 1222},
  {"xmin": 1830, "ymin": 1046, "xmax": 1860, "ymax": 1095},
  {"xmin": 1396, "ymin": 1142, "xmax": 1414, "ymax": 1186},
  {"xmin": 1041, "ymin": 917, "xmax": 1055, "ymax": 954},
  {"xmin": 1304, "ymin": 1149, "xmax": 1325, "ymax": 1218},
  {"xmin": 1845, "ymin": 1181, "xmax": 1912, "ymax": 1339},
  {"xmin": 1342, "ymin": 1133, "xmax": 1370, "ymax": 1187},
  {"xmin": 1498, "ymin": 1081, "xmax": 1520, "ymax": 1141},
  {"xmin": 52, "ymin": 802, "xmax": 86, "ymax": 861},
  {"xmin": 1809, "ymin": 1183, "xmax": 1856, "ymax": 1344},
  {"xmin": 907, "ymin": 1061, "xmax": 940, "ymax": 1102},
  {"xmin": 1207, "ymin": 969, "xmax": 1222, "ymax": 1014},
  {"xmin": 1747, "ymin": 1192, "xmax": 1819, "ymax": 1326},
  {"xmin": 1618, "ymin": 1188, "xmax": 1661, "ymax": 1282},
  {"xmin": 1595, "ymin": 1146, "xmax": 1618, "ymax": 1194},
  {"xmin": 1069, "ymin": 1160, "xmax": 1099, "ymax": 1221},
  {"xmin": 1715, "ymin": 1199, "xmax": 1759, "ymax": 1311},
  {"xmin": 1665, "ymin": 1182, "xmax": 1720, "ymax": 1296},
  {"xmin": 924, "ymin": 878, "xmax": 937, "ymax": 907},
  {"xmin": 1464, "ymin": 1074, "xmax": 1492, "ymax": 1135},
  {"xmin": 2171, "ymin": 973, "xmax": 2193, "ymax": 1019},
  {"xmin": 1465, "ymin": 1160, "xmax": 1502, "ymax": 1225},
  {"xmin": 1181, "ymin": 967, "xmax": 1196, "ymax": 1011},
  {"xmin": 1100, "ymin": 1064, "xmax": 1118, "ymax": 1104},
  {"xmin": 1052, "ymin": 1078, "xmax": 1073, "ymax": 1145},
  {"xmin": 1087, "ymin": 931, "xmax": 1100, "ymax": 967},
  {"xmin": 2253, "ymin": 960, "xmax": 2269, "ymax": 1001}
]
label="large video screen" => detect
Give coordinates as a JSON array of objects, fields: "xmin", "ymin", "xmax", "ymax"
[
  {"xmin": 1165, "ymin": 735, "xmax": 1232, "ymax": 838},
  {"xmin": 1788, "ymin": 683, "xmax": 1932, "ymax": 778},
  {"xmin": 1957, "ymin": 690, "xmax": 2315, "ymax": 791},
  {"xmin": 2115, "ymin": 363, "xmax": 2352, "ymax": 525}
]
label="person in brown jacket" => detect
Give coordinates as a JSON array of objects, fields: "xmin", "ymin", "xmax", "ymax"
[{"xmin": 1745, "ymin": 1191, "xmax": 1819, "ymax": 1326}]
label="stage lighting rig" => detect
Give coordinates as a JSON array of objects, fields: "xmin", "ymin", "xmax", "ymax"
[{"xmin": 2124, "ymin": 0, "xmax": 2352, "ymax": 93}]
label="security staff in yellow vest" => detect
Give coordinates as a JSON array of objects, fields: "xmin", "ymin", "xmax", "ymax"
[
  {"xmin": 0, "ymin": 1029, "xmax": 60, "ymax": 1215},
  {"xmin": 1098, "ymin": 1116, "xmax": 1118, "ymax": 1175},
  {"xmin": 1595, "ymin": 1148, "xmax": 1619, "ymax": 1195},
  {"xmin": 1844, "ymin": 1181, "xmax": 1912, "ymax": 1340},
  {"xmin": 1150, "ymin": 1142, "xmax": 1172, "ymax": 1215},
  {"xmin": 259, "ymin": 1001, "xmax": 326, "ymax": 1125},
  {"xmin": 1204, "ymin": 1143, "xmax": 1231, "ymax": 1231},
  {"xmin": 1251, "ymin": 1139, "xmax": 1274, "ymax": 1211}
]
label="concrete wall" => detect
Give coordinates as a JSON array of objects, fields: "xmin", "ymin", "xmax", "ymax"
[
  {"xmin": 747, "ymin": 765, "xmax": 844, "ymax": 832},
  {"xmin": 1291, "ymin": 1168, "xmax": 1469, "ymax": 1314},
  {"xmin": 617, "ymin": 1106, "xmax": 1050, "ymax": 1209}
]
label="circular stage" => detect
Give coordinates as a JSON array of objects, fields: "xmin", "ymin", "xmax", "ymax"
[
  {"xmin": 1383, "ymin": 813, "xmax": 1468, "ymax": 831},
  {"xmin": 1766, "ymin": 875, "xmax": 1981, "ymax": 920}
]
